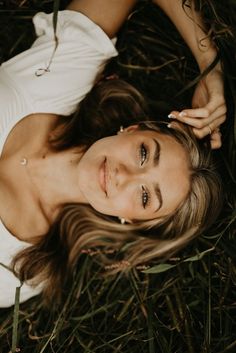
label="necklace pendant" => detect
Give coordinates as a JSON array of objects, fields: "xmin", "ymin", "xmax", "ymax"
[{"xmin": 20, "ymin": 157, "xmax": 28, "ymax": 166}]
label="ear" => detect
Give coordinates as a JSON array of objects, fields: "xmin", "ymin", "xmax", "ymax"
[
  {"xmin": 118, "ymin": 217, "xmax": 133, "ymax": 224},
  {"xmin": 124, "ymin": 124, "xmax": 139, "ymax": 133},
  {"xmin": 117, "ymin": 124, "xmax": 139, "ymax": 135},
  {"xmin": 125, "ymin": 218, "xmax": 133, "ymax": 224}
]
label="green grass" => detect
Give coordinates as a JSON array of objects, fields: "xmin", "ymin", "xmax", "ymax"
[{"xmin": 0, "ymin": 1, "xmax": 235, "ymax": 352}]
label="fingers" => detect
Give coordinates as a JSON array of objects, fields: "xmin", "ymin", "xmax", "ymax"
[
  {"xmin": 180, "ymin": 96, "xmax": 225, "ymax": 119},
  {"xmin": 210, "ymin": 130, "xmax": 222, "ymax": 150},
  {"xmin": 192, "ymin": 115, "xmax": 226, "ymax": 139},
  {"xmin": 169, "ymin": 104, "xmax": 226, "ymax": 130},
  {"xmin": 167, "ymin": 111, "xmax": 223, "ymax": 149},
  {"xmin": 168, "ymin": 103, "xmax": 226, "ymax": 140}
]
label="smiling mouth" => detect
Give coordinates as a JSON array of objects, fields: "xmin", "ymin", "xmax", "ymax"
[{"xmin": 99, "ymin": 157, "xmax": 107, "ymax": 196}]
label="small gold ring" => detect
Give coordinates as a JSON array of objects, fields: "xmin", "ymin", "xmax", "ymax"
[{"xmin": 208, "ymin": 125, "xmax": 212, "ymax": 135}]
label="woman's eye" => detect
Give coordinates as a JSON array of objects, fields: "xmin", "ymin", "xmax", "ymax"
[
  {"xmin": 140, "ymin": 143, "xmax": 148, "ymax": 166},
  {"xmin": 141, "ymin": 186, "xmax": 150, "ymax": 209}
]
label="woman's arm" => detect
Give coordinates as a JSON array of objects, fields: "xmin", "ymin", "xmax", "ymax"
[
  {"xmin": 153, "ymin": 0, "xmax": 226, "ymax": 149},
  {"xmin": 67, "ymin": 0, "xmax": 225, "ymax": 148},
  {"xmin": 153, "ymin": 0, "xmax": 217, "ymax": 70},
  {"xmin": 67, "ymin": 0, "xmax": 137, "ymax": 38}
]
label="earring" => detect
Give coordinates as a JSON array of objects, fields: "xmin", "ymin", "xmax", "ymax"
[
  {"xmin": 119, "ymin": 217, "xmax": 126, "ymax": 225},
  {"xmin": 119, "ymin": 126, "xmax": 124, "ymax": 133}
]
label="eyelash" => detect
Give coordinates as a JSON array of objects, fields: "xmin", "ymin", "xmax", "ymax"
[
  {"xmin": 141, "ymin": 185, "xmax": 150, "ymax": 209},
  {"xmin": 140, "ymin": 143, "xmax": 148, "ymax": 166},
  {"xmin": 139, "ymin": 143, "xmax": 150, "ymax": 209}
]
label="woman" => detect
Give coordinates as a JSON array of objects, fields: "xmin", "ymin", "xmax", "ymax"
[{"xmin": 0, "ymin": 0, "xmax": 225, "ymax": 307}]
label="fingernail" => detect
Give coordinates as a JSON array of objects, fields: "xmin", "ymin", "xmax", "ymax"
[
  {"xmin": 179, "ymin": 111, "xmax": 187, "ymax": 117},
  {"xmin": 168, "ymin": 113, "xmax": 176, "ymax": 119},
  {"xmin": 167, "ymin": 123, "xmax": 172, "ymax": 128}
]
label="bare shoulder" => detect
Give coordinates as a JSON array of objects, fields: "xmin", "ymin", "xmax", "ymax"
[
  {"xmin": 1, "ymin": 113, "xmax": 58, "ymax": 158},
  {"xmin": 0, "ymin": 158, "xmax": 50, "ymax": 242},
  {"xmin": 0, "ymin": 113, "xmax": 59, "ymax": 242}
]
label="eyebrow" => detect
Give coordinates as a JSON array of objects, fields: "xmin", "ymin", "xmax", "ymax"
[
  {"xmin": 154, "ymin": 184, "xmax": 163, "ymax": 212},
  {"xmin": 153, "ymin": 138, "xmax": 161, "ymax": 167},
  {"xmin": 152, "ymin": 139, "xmax": 163, "ymax": 212}
]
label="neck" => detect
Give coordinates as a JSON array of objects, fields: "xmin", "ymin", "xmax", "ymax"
[{"xmin": 24, "ymin": 148, "xmax": 87, "ymax": 221}]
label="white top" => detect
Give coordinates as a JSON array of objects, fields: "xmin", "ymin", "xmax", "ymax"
[{"xmin": 0, "ymin": 10, "xmax": 117, "ymax": 307}]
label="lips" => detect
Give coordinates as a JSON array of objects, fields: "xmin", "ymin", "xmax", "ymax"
[{"xmin": 99, "ymin": 157, "xmax": 107, "ymax": 196}]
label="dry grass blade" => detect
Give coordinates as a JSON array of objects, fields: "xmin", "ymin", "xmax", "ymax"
[{"xmin": 11, "ymin": 285, "xmax": 22, "ymax": 353}]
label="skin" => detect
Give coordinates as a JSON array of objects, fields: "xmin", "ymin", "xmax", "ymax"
[
  {"xmin": 170, "ymin": 63, "xmax": 225, "ymax": 149},
  {"xmin": 155, "ymin": 0, "xmax": 226, "ymax": 146},
  {"xmin": 76, "ymin": 126, "xmax": 190, "ymax": 221},
  {"xmin": 1, "ymin": 0, "xmax": 223, "ymax": 240},
  {"xmin": 0, "ymin": 116, "xmax": 189, "ymax": 240},
  {"xmin": 68, "ymin": 0, "xmax": 226, "ymax": 147}
]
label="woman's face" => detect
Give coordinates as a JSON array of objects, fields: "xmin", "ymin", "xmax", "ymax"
[{"xmin": 77, "ymin": 126, "xmax": 190, "ymax": 221}]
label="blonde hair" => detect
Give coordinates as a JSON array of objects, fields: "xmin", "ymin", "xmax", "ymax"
[
  {"xmin": 58, "ymin": 121, "xmax": 222, "ymax": 267},
  {"xmin": 13, "ymin": 119, "xmax": 222, "ymax": 304}
]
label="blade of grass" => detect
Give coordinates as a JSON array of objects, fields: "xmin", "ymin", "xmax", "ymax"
[{"xmin": 11, "ymin": 284, "xmax": 22, "ymax": 353}]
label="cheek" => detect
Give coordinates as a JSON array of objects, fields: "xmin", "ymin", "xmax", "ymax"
[
  {"xmin": 111, "ymin": 189, "xmax": 137, "ymax": 216},
  {"xmin": 100, "ymin": 190, "xmax": 136, "ymax": 217}
]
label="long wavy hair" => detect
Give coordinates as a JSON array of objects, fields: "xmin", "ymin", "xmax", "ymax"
[
  {"xmin": 13, "ymin": 0, "xmax": 235, "ymax": 305},
  {"xmin": 13, "ymin": 79, "xmax": 223, "ymax": 304}
]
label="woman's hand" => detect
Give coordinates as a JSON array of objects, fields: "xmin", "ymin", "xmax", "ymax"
[
  {"xmin": 169, "ymin": 64, "xmax": 226, "ymax": 149},
  {"xmin": 152, "ymin": 1, "xmax": 226, "ymax": 149}
]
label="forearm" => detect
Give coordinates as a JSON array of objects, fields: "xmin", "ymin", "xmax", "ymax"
[
  {"xmin": 153, "ymin": 0, "xmax": 218, "ymax": 71},
  {"xmin": 67, "ymin": 0, "xmax": 137, "ymax": 38}
]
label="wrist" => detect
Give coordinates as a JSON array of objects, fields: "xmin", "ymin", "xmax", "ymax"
[{"xmin": 195, "ymin": 43, "xmax": 219, "ymax": 72}]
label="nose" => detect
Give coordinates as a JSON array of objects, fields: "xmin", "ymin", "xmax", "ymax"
[{"xmin": 114, "ymin": 162, "xmax": 145, "ymax": 188}]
